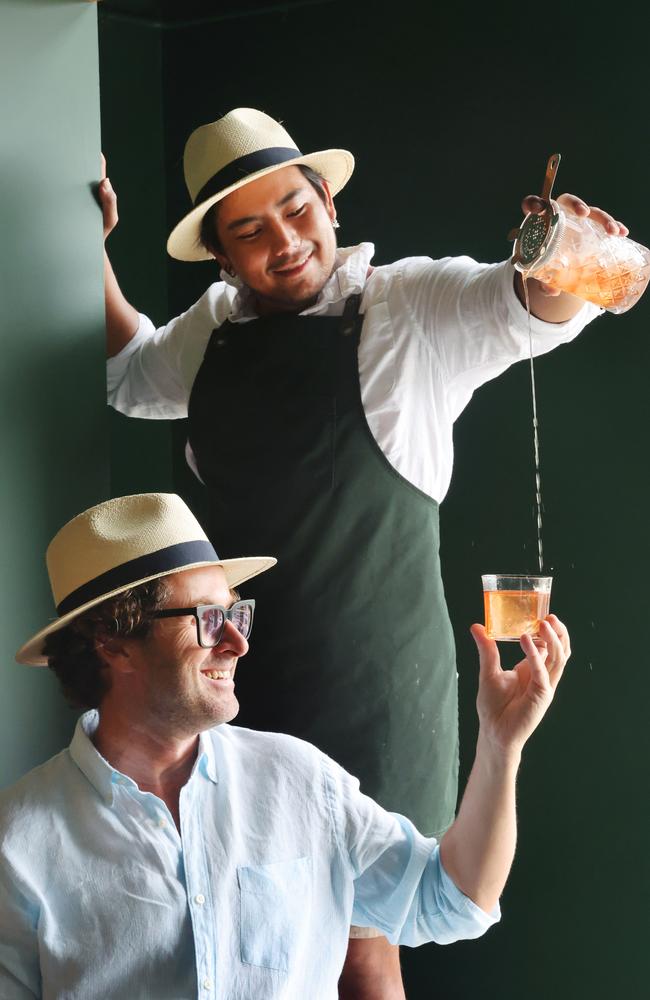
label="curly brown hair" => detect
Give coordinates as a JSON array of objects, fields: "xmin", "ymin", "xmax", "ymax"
[{"xmin": 44, "ymin": 577, "xmax": 170, "ymax": 710}]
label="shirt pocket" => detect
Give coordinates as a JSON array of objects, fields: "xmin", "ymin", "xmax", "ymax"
[{"xmin": 238, "ymin": 856, "xmax": 312, "ymax": 972}]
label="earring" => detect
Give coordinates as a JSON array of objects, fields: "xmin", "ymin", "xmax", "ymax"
[{"xmin": 332, "ymin": 219, "xmax": 340, "ymax": 230}]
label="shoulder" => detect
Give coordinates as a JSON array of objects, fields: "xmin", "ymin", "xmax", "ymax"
[
  {"xmin": 211, "ymin": 726, "xmax": 365, "ymax": 807},
  {"xmin": 212, "ymin": 724, "xmax": 325, "ymax": 764},
  {"xmin": 209, "ymin": 725, "xmax": 331, "ymax": 788},
  {"xmin": 179, "ymin": 280, "xmax": 238, "ymax": 329},
  {"xmin": 367, "ymin": 254, "xmax": 489, "ymax": 291},
  {"xmin": 0, "ymin": 750, "xmax": 75, "ymax": 840}
]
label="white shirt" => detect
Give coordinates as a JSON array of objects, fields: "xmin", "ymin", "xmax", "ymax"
[
  {"xmin": 0, "ymin": 712, "xmax": 498, "ymax": 999},
  {"xmin": 107, "ymin": 244, "xmax": 600, "ymax": 502}
]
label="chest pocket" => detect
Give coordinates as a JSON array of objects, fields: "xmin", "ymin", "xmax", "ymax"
[{"xmin": 238, "ymin": 856, "xmax": 312, "ymax": 972}]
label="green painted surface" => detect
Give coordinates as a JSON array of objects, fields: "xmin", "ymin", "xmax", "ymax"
[{"xmin": 0, "ymin": 1, "xmax": 108, "ymax": 787}]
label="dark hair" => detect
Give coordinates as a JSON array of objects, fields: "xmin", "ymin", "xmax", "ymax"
[
  {"xmin": 44, "ymin": 577, "xmax": 170, "ymax": 710},
  {"xmin": 198, "ymin": 163, "xmax": 329, "ymax": 257}
]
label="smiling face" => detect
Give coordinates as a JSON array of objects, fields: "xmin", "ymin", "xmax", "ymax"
[
  {"xmin": 212, "ymin": 165, "xmax": 338, "ymax": 315},
  {"xmin": 118, "ymin": 565, "xmax": 248, "ymax": 738}
]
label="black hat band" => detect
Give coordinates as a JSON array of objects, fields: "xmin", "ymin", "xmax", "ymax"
[
  {"xmin": 56, "ymin": 539, "xmax": 219, "ymax": 617},
  {"xmin": 194, "ymin": 146, "xmax": 302, "ymax": 206}
]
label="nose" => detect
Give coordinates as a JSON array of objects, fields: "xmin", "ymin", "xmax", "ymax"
[
  {"xmin": 213, "ymin": 619, "xmax": 249, "ymax": 658},
  {"xmin": 268, "ymin": 217, "xmax": 299, "ymax": 257}
]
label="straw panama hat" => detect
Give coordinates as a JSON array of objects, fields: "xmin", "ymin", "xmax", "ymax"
[
  {"xmin": 166, "ymin": 107, "xmax": 355, "ymax": 262},
  {"xmin": 16, "ymin": 493, "xmax": 276, "ymax": 667}
]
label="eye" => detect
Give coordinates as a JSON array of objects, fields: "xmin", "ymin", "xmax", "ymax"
[
  {"xmin": 238, "ymin": 228, "xmax": 261, "ymax": 241},
  {"xmin": 199, "ymin": 606, "xmax": 225, "ymax": 642},
  {"xmin": 230, "ymin": 604, "xmax": 252, "ymax": 636},
  {"xmin": 287, "ymin": 204, "xmax": 306, "ymax": 218}
]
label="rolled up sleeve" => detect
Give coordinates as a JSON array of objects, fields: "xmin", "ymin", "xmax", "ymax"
[
  {"xmin": 323, "ymin": 755, "xmax": 500, "ymax": 946},
  {"xmin": 107, "ymin": 313, "xmax": 190, "ymax": 419},
  {"xmin": 106, "ymin": 283, "xmax": 234, "ymax": 420}
]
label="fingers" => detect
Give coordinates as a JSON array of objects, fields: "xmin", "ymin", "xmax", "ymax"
[
  {"xmin": 472, "ymin": 618, "xmax": 570, "ymax": 693},
  {"xmin": 98, "ymin": 152, "xmax": 119, "ymax": 239},
  {"xmin": 555, "ymin": 193, "xmax": 590, "ymax": 217},
  {"xmin": 520, "ymin": 192, "xmax": 629, "ymax": 237},
  {"xmin": 470, "ymin": 623, "xmax": 501, "ymax": 679},
  {"xmin": 556, "ymin": 193, "xmax": 629, "ymax": 236},
  {"xmin": 98, "ymin": 177, "xmax": 116, "ymax": 209},
  {"xmin": 521, "ymin": 195, "xmax": 548, "ymax": 215},
  {"xmin": 521, "ymin": 616, "xmax": 570, "ymax": 691},
  {"xmin": 470, "ymin": 622, "xmax": 491, "ymax": 650},
  {"xmin": 519, "ymin": 633, "xmax": 553, "ymax": 694},
  {"xmin": 544, "ymin": 614, "xmax": 571, "ymax": 656},
  {"xmin": 98, "ymin": 175, "xmax": 118, "ymax": 240}
]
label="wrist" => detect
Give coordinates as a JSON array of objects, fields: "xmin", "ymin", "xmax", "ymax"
[{"xmin": 475, "ymin": 730, "xmax": 522, "ymax": 775}]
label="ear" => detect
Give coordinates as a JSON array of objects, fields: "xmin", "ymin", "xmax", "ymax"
[
  {"xmin": 321, "ymin": 179, "xmax": 337, "ymax": 224},
  {"xmin": 94, "ymin": 635, "xmax": 136, "ymax": 675},
  {"xmin": 214, "ymin": 250, "xmax": 235, "ymax": 276}
]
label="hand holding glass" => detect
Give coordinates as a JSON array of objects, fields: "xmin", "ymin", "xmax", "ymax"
[{"xmin": 515, "ymin": 203, "xmax": 650, "ymax": 314}]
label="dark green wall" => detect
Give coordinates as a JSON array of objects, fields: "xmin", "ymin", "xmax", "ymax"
[
  {"xmin": 99, "ymin": 1, "xmax": 649, "ymax": 995},
  {"xmin": 0, "ymin": 0, "xmax": 108, "ymax": 788},
  {"xmin": 99, "ymin": 12, "xmax": 176, "ymax": 498}
]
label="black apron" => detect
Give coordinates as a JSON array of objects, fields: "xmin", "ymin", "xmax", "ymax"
[{"xmin": 187, "ymin": 295, "xmax": 458, "ymax": 836}]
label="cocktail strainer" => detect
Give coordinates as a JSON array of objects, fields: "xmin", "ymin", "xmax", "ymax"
[
  {"xmin": 509, "ymin": 153, "xmax": 650, "ymax": 312},
  {"xmin": 510, "ymin": 154, "xmax": 562, "ymax": 270}
]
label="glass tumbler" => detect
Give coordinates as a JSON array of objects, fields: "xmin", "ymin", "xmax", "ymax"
[
  {"xmin": 482, "ymin": 574, "xmax": 552, "ymax": 641},
  {"xmin": 515, "ymin": 202, "xmax": 650, "ymax": 314}
]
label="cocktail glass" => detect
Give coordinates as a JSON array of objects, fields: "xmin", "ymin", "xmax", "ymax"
[{"xmin": 482, "ymin": 574, "xmax": 552, "ymax": 641}]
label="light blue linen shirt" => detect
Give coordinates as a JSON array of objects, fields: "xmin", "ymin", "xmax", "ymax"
[{"xmin": 0, "ymin": 711, "xmax": 499, "ymax": 999}]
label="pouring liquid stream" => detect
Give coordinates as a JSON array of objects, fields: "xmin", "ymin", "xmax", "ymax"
[{"xmin": 522, "ymin": 275, "xmax": 544, "ymax": 573}]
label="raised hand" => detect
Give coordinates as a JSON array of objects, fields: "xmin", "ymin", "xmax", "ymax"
[
  {"xmin": 521, "ymin": 192, "xmax": 628, "ymax": 236},
  {"xmin": 470, "ymin": 615, "xmax": 571, "ymax": 756},
  {"xmin": 99, "ymin": 153, "xmax": 119, "ymax": 242},
  {"xmin": 520, "ymin": 194, "xmax": 629, "ymax": 298}
]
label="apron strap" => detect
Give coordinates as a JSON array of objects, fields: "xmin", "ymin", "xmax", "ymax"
[{"xmin": 340, "ymin": 293, "xmax": 362, "ymax": 337}]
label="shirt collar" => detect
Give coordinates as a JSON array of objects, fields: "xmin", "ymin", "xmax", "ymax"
[
  {"xmin": 69, "ymin": 710, "xmax": 219, "ymax": 805},
  {"xmin": 69, "ymin": 710, "xmax": 117, "ymax": 805},
  {"xmin": 223, "ymin": 242, "xmax": 375, "ymax": 322},
  {"xmin": 196, "ymin": 728, "xmax": 219, "ymax": 784}
]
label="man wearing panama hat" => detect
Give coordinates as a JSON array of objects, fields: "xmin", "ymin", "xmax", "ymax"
[
  {"xmin": 101, "ymin": 108, "xmax": 622, "ymax": 994},
  {"xmin": 0, "ymin": 492, "xmax": 571, "ymax": 999}
]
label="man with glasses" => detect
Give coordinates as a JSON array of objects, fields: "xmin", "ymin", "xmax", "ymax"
[{"xmin": 1, "ymin": 492, "xmax": 571, "ymax": 999}]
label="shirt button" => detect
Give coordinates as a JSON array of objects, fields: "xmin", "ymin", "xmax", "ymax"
[
  {"xmin": 157, "ymin": 817, "xmax": 167, "ymax": 828},
  {"xmin": 202, "ymin": 978, "xmax": 213, "ymax": 990},
  {"xmin": 195, "ymin": 893, "xmax": 206, "ymax": 905}
]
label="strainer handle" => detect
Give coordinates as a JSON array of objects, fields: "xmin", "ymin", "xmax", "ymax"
[{"xmin": 540, "ymin": 153, "xmax": 561, "ymax": 206}]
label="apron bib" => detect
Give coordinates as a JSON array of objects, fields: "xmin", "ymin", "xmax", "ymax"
[{"xmin": 187, "ymin": 295, "xmax": 458, "ymax": 836}]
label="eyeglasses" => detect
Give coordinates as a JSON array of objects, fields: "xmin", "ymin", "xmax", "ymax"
[{"xmin": 152, "ymin": 600, "xmax": 255, "ymax": 648}]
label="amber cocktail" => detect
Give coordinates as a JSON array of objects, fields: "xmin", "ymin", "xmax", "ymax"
[{"xmin": 482, "ymin": 575, "xmax": 552, "ymax": 641}]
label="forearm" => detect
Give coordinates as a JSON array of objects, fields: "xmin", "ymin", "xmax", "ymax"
[
  {"xmin": 514, "ymin": 269, "xmax": 584, "ymax": 323},
  {"xmin": 104, "ymin": 250, "xmax": 140, "ymax": 358},
  {"xmin": 440, "ymin": 732, "xmax": 521, "ymax": 913}
]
